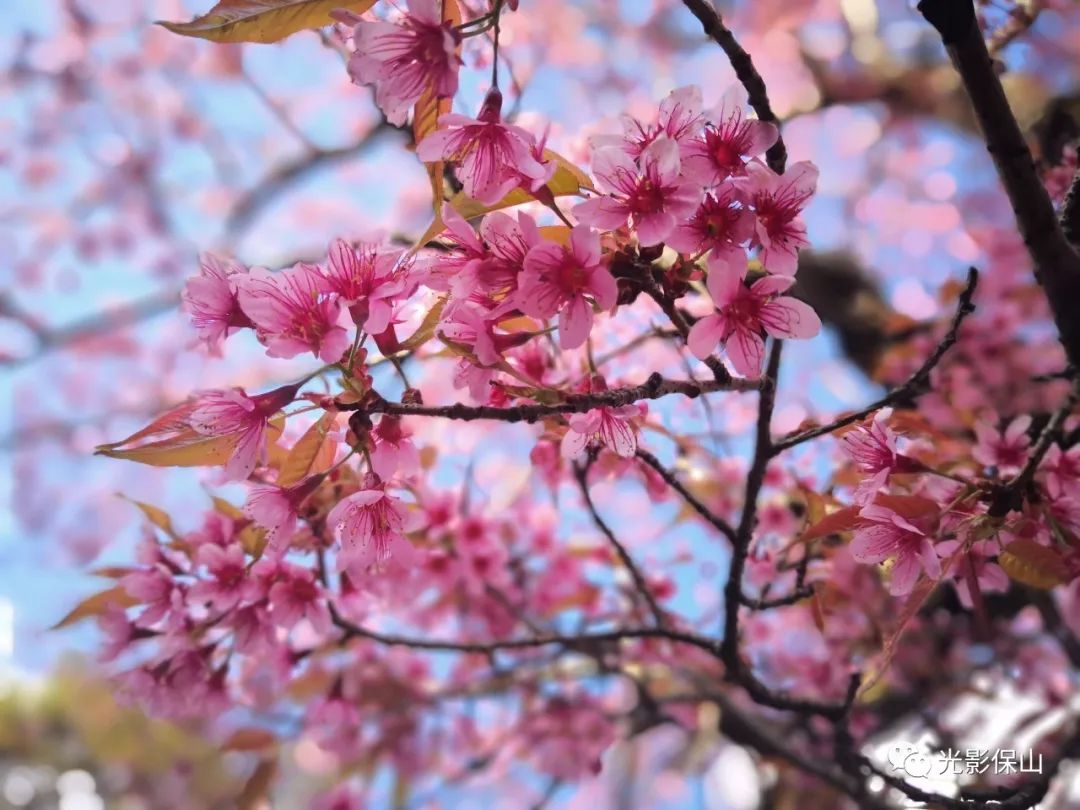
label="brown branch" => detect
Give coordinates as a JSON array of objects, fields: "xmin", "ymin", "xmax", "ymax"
[
  {"xmin": 679, "ymin": 0, "xmax": 787, "ymax": 174},
  {"xmin": 772, "ymin": 267, "xmax": 978, "ymax": 455},
  {"xmin": 989, "ymin": 381, "xmax": 1079, "ymax": 516},
  {"xmin": 1063, "ymin": 167, "xmax": 1080, "ymax": 247},
  {"xmin": 329, "ymin": 608, "xmax": 717, "ymax": 656},
  {"xmin": 919, "ymin": 0, "xmax": 1080, "ymax": 369},
  {"xmin": 341, "ymin": 372, "xmax": 761, "ymax": 423},
  {"xmin": 574, "ymin": 458, "xmax": 667, "ymax": 627},
  {"xmin": 634, "ymin": 448, "xmax": 737, "ymax": 543}
]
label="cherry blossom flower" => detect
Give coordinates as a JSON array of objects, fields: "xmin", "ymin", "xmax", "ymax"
[
  {"xmin": 313, "ymin": 238, "xmax": 413, "ymax": 335},
  {"xmin": 188, "ymin": 385, "xmax": 298, "ymax": 482},
  {"xmin": 237, "ymin": 264, "xmax": 350, "ymax": 362},
  {"xmin": 420, "ymin": 205, "xmax": 489, "ymax": 293},
  {"xmin": 935, "ymin": 539, "xmax": 1009, "ymax": 609},
  {"xmin": 189, "ymin": 543, "xmax": 248, "ymax": 612},
  {"xmin": 474, "ymin": 210, "xmax": 542, "ymax": 296},
  {"xmin": 687, "ymin": 260, "xmax": 820, "ymax": 377},
  {"xmin": 181, "ymin": 253, "xmax": 252, "ymax": 353},
  {"xmin": 244, "ymin": 476, "xmax": 324, "ymax": 551},
  {"xmin": 263, "ymin": 560, "xmax": 330, "ymax": 633},
  {"xmin": 561, "ymin": 404, "xmax": 645, "ymax": 459},
  {"xmin": 369, "ymin": 415, "xmax": 419, "ymax": 480},
  {"xmin": 1041, "ymin": 443, "xmax": 1080, "ymax": 499},
  {"xmin": 518, "ymin": 226, "xmax": 618, "ymax": 349},
  {"xmin": 840, "ymin": 408, "xmax": 924, "ymax": 504},
  {"xmin": 574, "ymin": 137, "xmax": 701, "ymax": 246},
  {"xmin": 851, "ymin": 504, "xmax": 940, "ymax": 596},
  {"xmin": 683, "ymin": 91, "xmax": 779, "ymax": 186},
  {"xmin": 526, "ymin": 698, "xmax": 615, "ymax": 779},
  {"xmin": 344, "ymin": 0, "xmax": 461, "ymax": 126},
  {"xmin": 327, "ymin": 484, "xmax": 419, "ymax": 572},
  {"xmin": 591, "ymin": 85, "xmax": 704, "ymax": 158},
  {"xmin": 416, "ymin": 88, "xmax": 548, "ymax": 205},
  {"xmin": 973, "ymin": 414, "xmax": 1032, "ymax": 476},
  {"xmin": 735, "ymin": 160, "xmax": 818, "ymax": 276},
  {"xmin": 665, "ymin": 186, "xmax": 754, "ymax": 268}
]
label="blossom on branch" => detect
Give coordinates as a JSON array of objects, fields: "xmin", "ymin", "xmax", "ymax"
[
  {"xmin": 574, "ymin": 137, "xmax": 701, "ymax": 246},
  {"xmin": 687, "ymin": 259, "xmax": 820, "ymax": 377},
  {"xmin": 518, "ymin": 226, "xmax": 618, "ymax": 349},
  {"xmin": 344, "ymin": 0, "xmax": 462, "ymax": 126}
]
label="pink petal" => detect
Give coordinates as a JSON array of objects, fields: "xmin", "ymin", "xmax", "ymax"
[
  {"xmin": 758, "ymin": 297, "xmax": 821, "ymax": 340},
  {"xmin": 687, "ymin": 313, "xmax": 725, "ymax": 360},
  {"xmin": 725, "ymin": 325, "xmax": 765, "ymax": 377}
]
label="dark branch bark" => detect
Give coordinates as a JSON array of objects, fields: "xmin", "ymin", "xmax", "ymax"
[
  {"xmin": 679, "ymin": 0, "xmax": 787, "ymax": 174},
  {"xmin": 340, "ymin": 372, "xmax": 760, "ymax": 423},
  {"xmin": 919, "ymin": 0, "xmax": 1080, "ymax": 369},
  {"xmin": 772, "ymin": 267, "xmax": 978, "ymax": 454}
]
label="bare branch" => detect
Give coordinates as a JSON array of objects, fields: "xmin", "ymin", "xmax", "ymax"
[{"xmin": 919, "ymin": 0, "xmax": 1080, "ymax": 369}]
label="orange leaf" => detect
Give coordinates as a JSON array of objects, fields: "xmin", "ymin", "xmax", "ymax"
[
  {"xmin": 223, "ymin": 727, "xmax": 279, "ymax": 752},
  {"xmin": 278, "ymin": 412, "xmax": 337, "ymax": 486},
  {"xmin": 122, "ymin": 497, "xmax": 178, "ymax": 539},
  {"xmin": 999, "ymin": 540, "xmax": 1071, "ymax": 589},
  {"xmin": 97, "ymin": 430, "xmax": 237, "ymax": 468},
  {"xmin": 157, "ymin": 0, "xmax": 376, "ymax": 43},
  {"xmin": 398, "ymin": 297, "xmax": 447, "ymax": 352},
  {"xmin": 52, "ymin": 585, "xmax": 138, "ymax": 630}
]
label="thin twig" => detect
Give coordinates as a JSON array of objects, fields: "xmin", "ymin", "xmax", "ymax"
[
  {"xmin": 772, "ymin": 267, "xmax": 978, "ymax": 454},
  {"xmin": 679, "ymin": 0, "xmax": 787, "ymax": 174}
]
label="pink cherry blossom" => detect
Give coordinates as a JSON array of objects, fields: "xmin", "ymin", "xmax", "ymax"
[
  {"xmin": 935, "ymin": 539, "xmax": 1009, "ymax": 608},
  {"xmin": 687, "ymin": 260, "xmax": 821, "ymax": 377},
  {"xmin": 591, "ymin": 85, "xmax": 704, "ymax": 158},
  {"xmin": 474, "ymin": 210, "xmax": 542, "ymax": 296},
  {"xmin": 518, "ymin": 226, "xmax": 618, "ymax": 349},
  {"xmin": 369, "ymin": 415, "xmax": 419, "ymax": 480},
  {"xmin": 561, "ymin": 404, "xmax": 645, "ymax": 459},
  {"xmin": 840, "ymin": 408, "xmax": 923, "ymax": 504},
  {"xmin": 851, "ymin": 504, "xmax": 941, "ymax": 596},
  {"xmin": 683, "ymin": 91, "xmax": 779, "ymax": 186},
  {"xmin": 326, "ymin": 484, "xmax": 419, "ymax": 572},
  {"xmin": 420, "ymin": 204, "xmax": 489, "ymax": 293},
  {"xmin": 189, "ymin": 543, "xmax": 248, "ymax": 612},
  {"xmin": 244, "ymin": 476, "xmax": 324, "ymax": 551},
  {"xmin": 263, "ymin": 560, "xmax": 330, "ymax": 634},
  {"xmin": 1041, "ymin": 443, "xmax": 1080, "ymax": 499},
  {"xmin": 665, "ymin": 186, "xmax": 754, "ymax": 266},
  {"xmin": 574, "ymin": 137, "xmax": 701, "ymax": 246},
  {"xmin": 181, "ymin": 253, "xmax": 252, "ymax": 353},
  {"xmin": 735, "ymin": 160, "xmax": 818, "ymax": 276},
  {"xmin": 313, "ymin": 238, "xmax": 414, "ymax": 335},
  {"xmin": 973, "ymin": 414, "xmax": 1032, "ymax": 476},
  {"xmin": 237, "ymin": 264, "xmax": 350, "ymax": 363},
  {"xmin": 188, "ymin": 384, "xmax": 298, "ymax": 481},
  {"xmin": 417, "ymin": 88, "xmax": 548, "ymax": 205},
  {"xmin": 345, "ymin": 0, "xmax": 461, "ymax": 126}
]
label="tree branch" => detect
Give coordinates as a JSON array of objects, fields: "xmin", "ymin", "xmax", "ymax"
[
  {"xmin": 772, "ymin": 267, "xmax": 978, "ymax": 455},
  {"xmin": 634, "ymin": 448, "xmax": 737, "ymax": 543},
  {"xmin": 679, "ymin": 0, "xmax": 787, "ymax": 174},
  {"xmin": 340, "ymin": 372, "xmax": 761, "ymax": 423},
  {"xmin": 918, "ymin": 0, "xmax": 1080, "ymax": 369}
]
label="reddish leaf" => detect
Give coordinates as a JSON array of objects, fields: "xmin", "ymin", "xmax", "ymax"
[{"xmin": 278, "ymin": 412, "xmax": 337, "ymax": 486}]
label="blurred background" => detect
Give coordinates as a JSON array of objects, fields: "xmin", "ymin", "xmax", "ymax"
[{"xmin": 2, "ymin": 0, "xmax": 1079, "ymax": 807}]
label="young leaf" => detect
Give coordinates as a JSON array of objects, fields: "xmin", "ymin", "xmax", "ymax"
[
  {"xmin": 157, "ymin": 0, "xmax": 376, "ymax": 44},
  {"xmin": 999, "ymin": 539, "xmax": 1071, "ymax": 589},
  {"xmin": 397, "ymin": 298, "xmax": 447, "ymax": 352},
  {"xmin": 97, "ymin": 430, "xmax": 237, "ymax": 468},
  {"xmin": 52, "ymin": 585, "xmax": 138, "ymax": 630},
  {"xmin": 278, "ymin": 412, "xmax": 337, "ymax": 486}
]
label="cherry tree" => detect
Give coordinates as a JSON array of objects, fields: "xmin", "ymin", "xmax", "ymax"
[{"xmin": 6, "ymin": 0, "xmax": 1080, "ymax": 807}]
